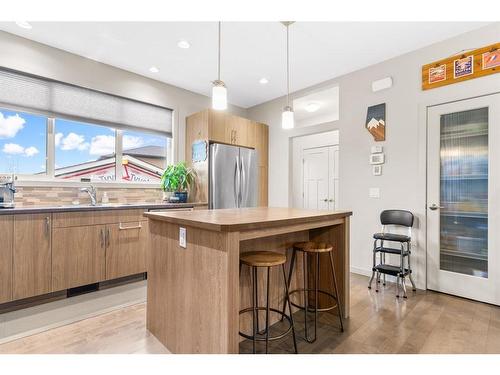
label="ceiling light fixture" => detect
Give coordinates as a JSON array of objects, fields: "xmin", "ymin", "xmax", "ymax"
[
  {"xmin": 281, "ymin": 22, "xmax": 295, "ymax": 129},
  {"xmin": 211, "ymin": 22, "xmax": 227, "ymax": 111},
  {"xmin": 15, "ymin": 21, "xmax": 32, "ymax": 29},
  {"xmin": 149, "ymin": 66, "xmax": 159, "ymax": 73},
  {"xmin": 177, "ymin": 40, "xmax": 190, "ymax": 49},
  {"xmin": 305, "ymin": 102, "xmax": 321, "ymax": 113},
  {"xmin": 259, "ymin": 78, "xmax": 269, "ymax": 85}
]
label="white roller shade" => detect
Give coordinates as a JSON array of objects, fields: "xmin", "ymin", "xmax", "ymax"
[{"xmin": 0, "ymin": 69, "xmax": 172, "ymax": 135}]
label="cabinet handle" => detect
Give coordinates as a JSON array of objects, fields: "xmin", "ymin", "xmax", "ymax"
[
  {"xmin": 106, "ymin": 227, "xmax": 110, "ymax": 247},
  {"xmin": 100, "ymin": 228, "xmax": 105, "ymax": 248},
  {"xmin": 322, "ymin": 198, "xmax": 328, "ymax": 202},
  {"xmin": 45, "ymin": 216, "xmax": 50, "ymax": 237},
  {"xmin": 328, "ymin": 199, "xmax": 334, "ymax": 203},
  {"xmin": 119, "ymin": 222, "xmax": 142, "ymax": 230}
]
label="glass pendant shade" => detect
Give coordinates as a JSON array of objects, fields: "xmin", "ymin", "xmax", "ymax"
[
  {"xmin": 212, "ymin": 81, "xmax": 227, "ymax": 110},
  {"xmin": 281, "ymin": 106, "xmax": 294, "ymax": 129}
]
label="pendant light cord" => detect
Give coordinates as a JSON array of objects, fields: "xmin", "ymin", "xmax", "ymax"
[
  {"xmin": 218, "ymin": 21, "xmax": 221, "ymax": 81},
  {"xmin": 286, "ymin": 23, "xmax": 290, "ymax": 107}
]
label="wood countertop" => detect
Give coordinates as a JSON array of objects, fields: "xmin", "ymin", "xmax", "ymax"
[{"xmin": 144, "ymin": 207, "xmax": 352, "ymax": 232}]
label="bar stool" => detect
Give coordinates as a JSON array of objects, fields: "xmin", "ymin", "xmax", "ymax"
[
  {"xmin": 281, "ymin": 242, "xmax": 344, "ymax": 343},
  {"xmin": 239, "ymin": 251, "xmax": 298, "ymax": 354}
]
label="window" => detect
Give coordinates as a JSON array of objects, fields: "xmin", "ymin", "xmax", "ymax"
[
  {"xmin": 0, "ymin": 108, "xmax": 47, "ymax": 175},
  {"xmin": 54, "ymin": 119, "xmax": 116, "ymax": 181},
  {"xmin": 121, "ymin": 130, "xmax": 170, "ymax": 183},
  {"xmin": 0, "ymin": 69, "xmax": 173, "ymax": 184}
]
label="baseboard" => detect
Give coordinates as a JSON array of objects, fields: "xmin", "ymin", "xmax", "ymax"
[{"xmin": 350, "ymin": 266, "xmax": 372, "ymax": 277}]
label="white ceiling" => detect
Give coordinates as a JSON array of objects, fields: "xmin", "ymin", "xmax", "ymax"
[{"xmin": 0, "ymin": 22, "xmax": 488, "ymax": 108}]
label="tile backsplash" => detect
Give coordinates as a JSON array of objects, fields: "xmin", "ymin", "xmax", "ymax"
[{"xmin": 14, "ymin": 186, "xmax": 164, "ymax": 207}]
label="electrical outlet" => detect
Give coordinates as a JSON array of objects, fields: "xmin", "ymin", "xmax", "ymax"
[{"xmin": 179, "ymin": 227, "xmax": 186, "ymax": 248}]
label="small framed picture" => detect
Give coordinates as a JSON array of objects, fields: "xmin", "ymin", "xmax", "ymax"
[
  {"xmin": 482, "ymin": 50, "xmax": 500, "ymax": 70},
  {"xmin": 373, "ymin": 165, "xmax": 382, "ymax": 176},
  {"xmin": 454, "ymin": 55, "xmax": 474, "ymax": 78},
  {"xmin": 369, "ymin": 153, "xmax": 385, "ymax": 165},
  {"xmin": 429, "ymin": 64, "xmax": 446, "ymax": 84}
]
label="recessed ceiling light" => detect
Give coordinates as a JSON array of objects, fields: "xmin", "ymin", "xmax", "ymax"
[
  {"xmin": 15, "ymin": 21, "xmax": 32, "ymax": 30},
  {"xmin": 259, "ymin": 78, "xmax": 269, "ymax": 85},
  {"xmin": 305, "ymin": 102, "xmax": 321, "ymax": 113},
  {"xmin": 149, "ymin": 66, "xmax": 160, "ymax": 73},
  {"xmin": 177, "ymin": 40, "xmax": 190, "ymax": 49}
]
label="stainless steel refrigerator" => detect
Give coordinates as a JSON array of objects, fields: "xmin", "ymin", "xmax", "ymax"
[{"xmin": 209, "ymin": 143, "xmax": 258, "ymax": 209}]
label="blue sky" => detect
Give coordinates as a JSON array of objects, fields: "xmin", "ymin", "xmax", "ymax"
[
  {"xmin": 0, "ymin": 107, "xmax": 168, "ymax": 175},
  {"xmin": 0, "ymin": 108, "xmax": 47, "ymax": 174}
]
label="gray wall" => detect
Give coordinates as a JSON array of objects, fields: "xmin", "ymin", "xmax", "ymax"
[
  {"xmin": 0, "ymin": 31, "xmax": 247, "ymax": 163},
  {"xmin": 247, "ymin": 23, "xmax": 500, "ymax": 288}
]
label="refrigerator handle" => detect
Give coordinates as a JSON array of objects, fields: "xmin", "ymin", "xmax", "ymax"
[
  {"xmin": 234, "ymin": 155, "xmax": 240, "ymax": 207},
  {"xmin": 239, "ymin": 154, "xmax": 245, "ymax": 207}
]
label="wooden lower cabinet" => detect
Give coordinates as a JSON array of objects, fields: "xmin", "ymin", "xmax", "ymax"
[
  {"xmin": 12, "ymin": 214, "xmax": 52, "ymax": 300},
  {"xmin": 0, "ymin": 215, "xmax": 14, "ymax": 303},
  {"xmin": 105, "ymin": 221, "xmax": 148, "ymax": 280},
  {"xmin": 52, "ymin": 225, "xmax": 106, "ymax": 291}
]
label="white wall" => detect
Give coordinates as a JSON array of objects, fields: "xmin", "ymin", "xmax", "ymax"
[
  {"xmin": 0, "ymin": 31, "xmax": 247, "ymax": 164},
  {"xmin": 247, "ymin": 23, "xmax": 500, "ymax": 289},
  {"xmin": 291, "ymin": 131, "xmax": 339, "ymax": 208}
]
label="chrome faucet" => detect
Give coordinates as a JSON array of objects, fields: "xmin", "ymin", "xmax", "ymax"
[{"xmin": 80, "ymin": 185, "xmax": 97, "ymax": 206}]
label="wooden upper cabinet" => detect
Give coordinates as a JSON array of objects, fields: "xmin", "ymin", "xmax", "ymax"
[
  {"xmin": 208, "ymin": 109, "xmax": 226, "ymax": 144},
  {"xmin": 52, "ymin": 224, "xmax": 106, "ymax": 291},
  {"xmin": 13, "ymin": 214, "xmax": 52, "ymax": 300},
  {"xmin": 0, "ymin": 215, "xmax": 14, "ymax": 303},
  {"xmin": 105, "ymin": 220, "xmax": 148, "ymax": 280},
  {"xmin": 255, "ymin": 122, "xmax": 269, "ymax": 167}
]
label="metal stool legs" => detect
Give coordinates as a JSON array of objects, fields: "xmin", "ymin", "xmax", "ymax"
[
  {"xmin": 243, "ymin": 263, "xmax": 298, "ymax": 354},
  {"xmin": 282, "ymin": 247, "xmax": 344, "ymax": 343}
]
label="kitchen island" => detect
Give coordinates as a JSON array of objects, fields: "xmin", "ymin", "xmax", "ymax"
[{"xmin": 144, "ymin": 207, "xmax": 352, "ymax": 354}]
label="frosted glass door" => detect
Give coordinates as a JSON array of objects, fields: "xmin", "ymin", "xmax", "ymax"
[
  {"xmin": 427, "ymin": 94, "xmax": 500, "ymax": 305},
  {"xmin": 439, "ymin": 108, "xmax": 488, "ymax": 277}
]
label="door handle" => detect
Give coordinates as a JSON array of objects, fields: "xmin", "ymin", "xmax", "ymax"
[
  {"xmin": 328, "ymin": 199, "xmax": 334, "ymax": 203},
  {"xmin": 322, "ymin": 198, "xmax": 328, "ymax": 202},
  {"xmin": 234, "ymin": 156, "xmax": 239, "ymax": 207},
  {"xmin": 429, "ymin": 204, "xmax": 444, "ymax": 211}
]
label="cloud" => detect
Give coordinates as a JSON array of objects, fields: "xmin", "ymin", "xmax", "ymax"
[
  {"xmin": 2, "ymin": 143, "xmax": 40, "ymax": 157},
  {"xmin": 24, "ymin": 146, "xmax": 39, "ymax": 157},
  {"xmin": 55, "ymin": 132, "xmax": 63, "ymax": 147},
  {"xmin": 123, "ymin": 135, "xmax": 144, "ymax": 150},
  {"xmin": 59, "ymin": 132, "xmax": 89, "ymax": 151},
  {"xmin": 0, "ymin": 112, "xmax": 26, "ymax": 138},
  {"xmin": 2, "ymin": 143, "xmax": 25, "ymax": 155},
  {"xmin": 89, "ymin": 135, "xmax": 115, "ymax": 156}
]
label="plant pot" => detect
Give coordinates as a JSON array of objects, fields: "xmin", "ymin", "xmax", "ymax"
[
  {"xmin": 174, "ymin": 191, "xmax": 188, "ymax": 203},
  {"xmin": 162, "ymin": 191, "xmax": 173, "ymax": 201}
]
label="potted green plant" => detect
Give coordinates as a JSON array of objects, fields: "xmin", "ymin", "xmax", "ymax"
[{"xmin": 160, "ymin": 162, "xmax": 195, "ymax": 203}]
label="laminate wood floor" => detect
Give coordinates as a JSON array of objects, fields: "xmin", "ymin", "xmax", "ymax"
[{"xmin": 1, "ymin": 273, "xmax": 500, "ymax": 354}]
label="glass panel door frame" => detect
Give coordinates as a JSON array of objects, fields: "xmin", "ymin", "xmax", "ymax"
[{"xmin": 426, "ymin": 93, "xmax": 500, "ymax": 305}]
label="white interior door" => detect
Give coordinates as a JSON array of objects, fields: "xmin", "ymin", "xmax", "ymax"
[
  {"xmin": 427, "ymin": 93, "xmax": 500, "ymax": 305},
  {"xmin": 302, "ymin": 146, "xmax": 338, "ymax": 210}
]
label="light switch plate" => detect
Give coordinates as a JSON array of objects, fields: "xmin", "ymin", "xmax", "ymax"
[
  {"xmin": 369, "ymin": 187, "xmax": 380, "ymax": 198},
  {"xmin": 371, "ymin": 145, "xmax": 383, "ymax": 154},
  {"xmin": 179, "ymin": 227, "xmax": 186, "ymax": 248}
]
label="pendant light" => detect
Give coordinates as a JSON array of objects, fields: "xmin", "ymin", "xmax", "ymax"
[
  {"xmin": 212, "ymin": 21, "xmax": 227, "ymax": 110},
  {"xmin": 281, "ymin": 21, "xmax": 294, "ymax": 129}
]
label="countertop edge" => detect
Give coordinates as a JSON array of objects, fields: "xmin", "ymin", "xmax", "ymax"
[
  {"xmin": 0, "ymin": 202, "xmax": 208, "ymax": 215},
  {"xmin": 144, "ymin": 209, "xmax": 353, "ymax": 232}
]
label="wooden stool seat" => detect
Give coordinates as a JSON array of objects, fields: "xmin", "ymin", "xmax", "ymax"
[
  {"xmin": 240, "ymin": 251, "xmax": 286, "ymax": 267},
  {"xmin": 293, "ymin": 241, "xmax": 334, "ymax": 253}
]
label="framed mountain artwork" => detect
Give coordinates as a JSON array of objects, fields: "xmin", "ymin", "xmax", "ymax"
[{"xmin": 366, "ymin": 103, "xmax": 386, "ymax": 141}]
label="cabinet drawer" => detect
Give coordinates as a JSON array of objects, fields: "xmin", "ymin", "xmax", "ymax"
[{"xmin": 52, "ymin": 209, "xmax": 146, "ymax": 228}]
